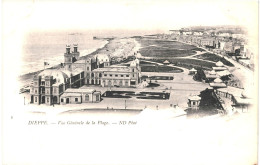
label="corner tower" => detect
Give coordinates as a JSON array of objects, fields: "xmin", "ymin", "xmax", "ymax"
[
  {"xmin": 72, "ymin": 44, "xmax": 80, "ymax": 60},
  {"xmin": 64, "ymin": 45, "xmax": 72, "ymax": 71}
]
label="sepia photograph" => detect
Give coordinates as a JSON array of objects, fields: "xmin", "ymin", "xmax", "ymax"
[{"xmin": 1, "ymin": 0, "xmax": 258, "ymax": 165}]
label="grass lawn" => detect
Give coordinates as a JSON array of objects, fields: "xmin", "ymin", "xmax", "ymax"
[
  {"xmin": 146, "ymin": 58, "xmax": 215, "ymax": 70},
  {"xmin": 102, "ymin": 90, "xmax": 170, "ymax": 100},
  {"xmin": 141, "ymin": 64, "xmax": 183, "ymax": 73},
  {"xmin": 194, "ymin": 53, "xmax": 234, "ymax": 66},
  {"xmin": 137, "ymin": 38, "xmax": 198, "ymax": 57}
]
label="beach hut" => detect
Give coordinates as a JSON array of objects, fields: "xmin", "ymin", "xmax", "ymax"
[
  {"xmin": 163, "ymin": 60, "xmax": 170, "ymax": 65},
  {"xmin": 189, "ymin": 68, "xmax": 197, "ymax": 75},
  {"xmin": 212, "ymin": 61, "xmax": 228, "ymax": 72},
  {"xmin": 204, "ymin": 70, "xmax": 220, "ymax": 82},
  {"xmin": 187, "ymin": 95, "xmax": 201, "ymax": 110},
  {"xmin": 209, "ymin": 78, "xmax": 227, "ymax": 88}
]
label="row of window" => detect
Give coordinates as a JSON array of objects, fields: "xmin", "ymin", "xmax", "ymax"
[
  {"xmin": 60, "ymin": 95, "xmax": 100, "ymax": 102},
  {"xmin": 34, "ymin": 88, "xmax": 58, "ymax": 94},
  {"xmin": 104, "ymin": 74, "xmax": 129, "ymax": 77},
  {"xmin": 35, "ymin": 81, "xmax": 51, "ymax": 86},
  {"xmin": 34, "ymin": 97, "xmax": 49, "ymax": 103}
]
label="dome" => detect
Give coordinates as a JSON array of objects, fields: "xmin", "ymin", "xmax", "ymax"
[
  {"xmin": 38, "ymin": 69, "xmax": 69, "ymax": 84},
  {"xmin": 216, "ymin": 61, "xmax": 224, "ymax": 67},
  {"xmin": 214, "ymin": 78, "xmax": 223, "ymax": 83}
]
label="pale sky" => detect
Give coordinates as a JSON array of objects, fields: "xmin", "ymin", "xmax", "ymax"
[{"xmin": 2, "ymin": 0, "xmax": 258, "ymax": 34}]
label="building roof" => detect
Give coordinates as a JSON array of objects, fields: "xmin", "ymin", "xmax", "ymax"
[
  {"xmin": 234, "ymin": 96, "xmax": 253, "ymax": 105},
  {"xmin": 130, "ymin": 60, "xmax": 137, "ymax": 67},
  {"xmin": 188, "ymin": 95, "xmax": 201, "ymax": 101},
  {"xmin": 38, "ymin": 69, "xmax": 70, "ymax": 84},
  {"xmin": 209, "ymin": 82, "xmax": 227, "ymax": 88},
  {"xmin": 212, "ymin": 66, "xmax": 228, "ymax": 71},
  {"xmin": 96, "ymin": 54, "xmax": 110, "ymax": 63},
  {"xmin": 209, "ymin": 70, "xmax": 216, "ymax": 75},
  {"xmin": 65, "ymin": 88, "xmax": 96, "ymax": 93},
  {"xmin": 214, "ymin": 78, "xmax": 223, "ymax": 83},
  {"xmin": 216, "ymin": 61, "xmax": 224, "ymax": 67},
  {"xmin": 217, "ymin": 70, "xmax": 231, "ymax": 77},
  {"xmin": 74, "ymin": 59, "xmax": 86, "ymax": 64},
  {"xmin": 61, "ymin": 93, "xmax": 82, "ymax": 97},
  {"xmin": 217, "ymin": 86, "xmax": 243, "ymax": 97},
  {"xmin": 205, "ymin": 74, "xmax": 219, "ymax": 79},
  {"xmin": 163, "ymin": 60, "xmax": 170, "ymax": 64},
  {"xmin": 93, "ymin": 66, "xmax": 131, "ymax": 73},
  {"xmin": 71, "ymin": 68, "xmax": 84, "ymax": 75},
  {"xmin": 204, "ymin": 70, "xmax": 219, "ymax": 79},
  {"xmin": 189, "ymin": 68, "xmax": 197, "ymax": 72}
]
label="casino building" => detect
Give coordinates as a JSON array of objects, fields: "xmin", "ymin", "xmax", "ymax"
[
  {"xmin": 65, "ymin": 44, "xmax": 142, "ymax": 87},
  {"xmin": 30, "ymin": 44, "xmax": 141, "ymax": 105}
]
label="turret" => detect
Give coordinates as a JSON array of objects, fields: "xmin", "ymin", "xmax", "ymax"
[
  {"xmin": 73, "ymin": 44, "xmax": 78, "ymax": 53},
  {"xmin": 66, "ymin": 45, "xmax": 71, "ymax": 54}
]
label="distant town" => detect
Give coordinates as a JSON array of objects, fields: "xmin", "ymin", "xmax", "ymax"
[
  {"xmin": 158, "ymin": 25, "xmax": 253, "ymax": 70},
  {"xmin": 20, "ymin": 25, "xmax": 254, "ymax": 118}
]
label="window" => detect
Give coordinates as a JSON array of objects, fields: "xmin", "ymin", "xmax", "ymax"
[
  {"xmin": 75, "ymin": 98, "xmax": 78, "ymax": 102},
  {"xmin": 41, "ymin": 82, "xmax": 45, "ymax": 86},
  {"xmin": 35, "ymin": 97, "xmax": 37, "ymax": 102},
  {"xmin": 132, "ymin": 69, "xmax": 134, "ymax": 72},
  {"xmin": 87, "ymin": 67, "xmax": 89, "ymax": 71},
  {"xmin": 54, "ymin": 88, "xmax": 57, "ymax": 94},
  {"xmin": 193, "ymin": 102, "xmax": 196, "ymax": 105},
  {"xmin": 110, "ymin": 74, "xmax": 112, "ymax": 77},
  {"xmin": 61, "ymin": 98, "xmax": 64, "ymax": 102},
  {"xmin": 85, "ymin": 94, "xmax": 89, "ymax": 101},
  {"xmin": 121, "ymin": 75, "xmax": 124, "ymax": 77},
  {"xmin": 115, "ymin": 74, "xmax": 118, "ymax": 77},
  {"xmin": 96, "ymin": 95, "xmax": 100, "ymax": 101},
  {"xmin": 126, "ymin": 75, "xmax": 129, "ymax": 77},
  {"xmin": 132, "ymin": 74, "xmax": 134, "ymax": 77},
  {"xmin": 104, "ymin": 74, "xmax": 107, "ymax": 77},
  {"xmin": 46, "ymin": 89, "xmax": 49, "ymax": 94},
  {"xmin": 47, "ymin": 98, "xmax": 49, "ymax": 103},
  {"xmin": 35, "ymin": 90, "xmax": 37, "ymax": 94},
  {"xmin": 46, "ymin": 82, "xmax": 49, "ymax": 86}
]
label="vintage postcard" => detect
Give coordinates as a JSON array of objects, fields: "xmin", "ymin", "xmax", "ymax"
[{"xmin": 1, "ymin": 0, "xmax": 258, "ymax": 165}]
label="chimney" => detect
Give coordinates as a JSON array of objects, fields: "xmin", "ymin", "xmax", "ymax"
[
  {"xmin": 66, "ymin": 45, "xmax": 71, "ymax": 54},
  {"xmin": 73, "ymin": 44, "xmax": 78, "ymax": 53}
]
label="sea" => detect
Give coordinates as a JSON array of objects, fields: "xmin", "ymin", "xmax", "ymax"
[
  {"xmin": 21, "ymin": 29, "xmax": 164, "ymax": 76},
  {"xmin": 21, "ymin": 31, "xmax": 107, "ymax": 75}
]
